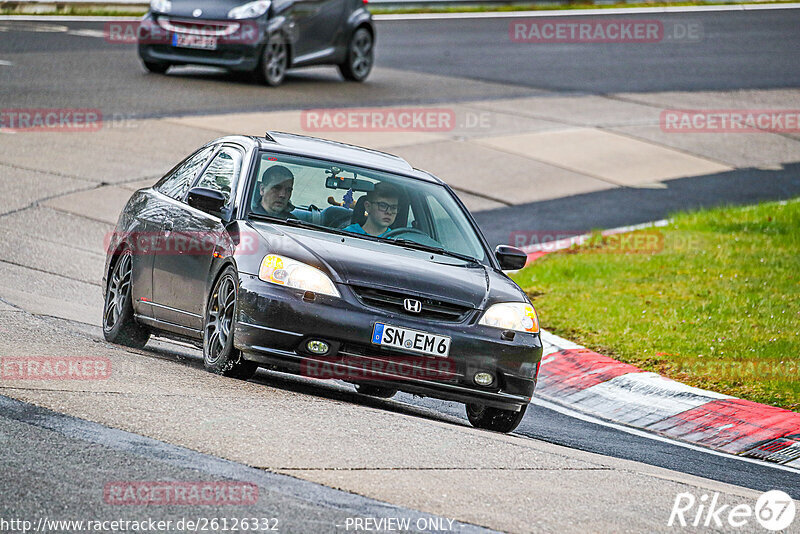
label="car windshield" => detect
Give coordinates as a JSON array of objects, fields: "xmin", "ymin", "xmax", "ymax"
[{"xmin": 245, "ymin": 151, "xmax": 489, "ymax": 265}]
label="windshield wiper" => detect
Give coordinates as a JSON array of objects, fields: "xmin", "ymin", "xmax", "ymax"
[
  {"xmin": 390, "ymin": 238, "xmax": 482, "ymax": 265},
  {"xmin": 249, "ymin": 213, "xmax": 351, "ymax": 237},
  {"xmin": 247, "ymin": 212, "xmax": 284, "ymax": 223}
]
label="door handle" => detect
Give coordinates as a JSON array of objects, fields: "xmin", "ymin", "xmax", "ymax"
[{"xmin": 163, "ymin": 219, "xmax": 174, "ymax": 236}]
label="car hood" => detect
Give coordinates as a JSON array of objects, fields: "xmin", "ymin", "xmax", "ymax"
[
  {"xmin": 247, "ymin": 223, "xmax": 527, "ymax": 309},
  {"xmin": 158, "ymin": 0, "xmax": 252, "ymax": 20}
]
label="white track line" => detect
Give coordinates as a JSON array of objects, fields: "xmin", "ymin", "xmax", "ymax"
[
  {"xmin": 374, "ymin": 2, "xmax": 800, "ymax": 20},
  {"xmin": 0, "ymin": 3, "xmax": 798, "ymax": 22},
  {"xmin": 66, "ymin": 28, "xmax": 107, "ymax": 37},
  {"xmin": 0, "ymin": 60, "xmax": 13, "ymax": 66},
  {"xmin": 531, "ymin": 396, "xmax": 800, "ymax": 474}
]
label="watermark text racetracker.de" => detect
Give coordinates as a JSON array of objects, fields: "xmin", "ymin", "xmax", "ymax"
[
  {"xmin": 1, "ymin": 356, "xmax": 111, "ymax": 380},
  {"xmin": 0, "ymin": 108, "xmax": 101, "ymax": 132},
  {"xmin": 300, "ymin": 107, "xmax": 492, "ymax": 132},
  {"xmin": 661, "ymin": 109, "xmax": 800, "ymax": 133},
  {"xmin": 508, "ymin": 229, "xmax": 699, "ymax": 254},
  {"xmin": 104, "ymin": 20, "xmax": 261, "ymax": 45},
  {"xmin": 104, "ymin": 481, "xmax": 258, "ymax": 506},
  {"xmin": 0, "ymin": 109, "xmax": 140, "ymax": 132},
  {"xmin": 510, "ymin": 18, "xmax": 702, "ymax": 43},
  {"xmin": 302, "ymin": 356, "xmax": 457, "ymax": 381},
  {"xmin": 104, "ymin": 230, "xmax": 261, "ymax": 256},
  {"xmin": 675, "ymin": 359, "xmax": 799, "ymax": 380}
]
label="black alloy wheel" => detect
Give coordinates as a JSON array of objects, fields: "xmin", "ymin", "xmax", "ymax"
[
  {"xmin": 338, "ymin": 28, "xmax": 373, "ymax": 82},
  {"xmin": 203, "ymin": 267, "xmax": 258, "ymax": 380},
  {"xmin": 103, "ymin": 249, "xmax": 150, "ymax": 348},
  {"xmin": 256, "ymin": 34, "xmax": 288, "ymax": 86}
]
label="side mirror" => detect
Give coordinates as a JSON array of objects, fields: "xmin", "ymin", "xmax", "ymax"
[
  {"xmin": 187, "ymin": 187, "xmax": 226, "ymax": 217},
  {"xmin": 495, "ymin": 245, "xmax": 528, "ymax": 270}
]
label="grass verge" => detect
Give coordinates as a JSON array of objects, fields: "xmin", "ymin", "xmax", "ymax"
[{"xmin": 511, "ymin": 199, "xmax": 800, "ymax": 411}]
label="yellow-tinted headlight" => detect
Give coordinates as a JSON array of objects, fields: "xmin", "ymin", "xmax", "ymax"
[
  {"xmin": 478, "ymin": 302, "xmax": 539, "ymax": 333},
  {"xmin": 258, "ymin": 254, "xmax": 340, "ymax": 298}
]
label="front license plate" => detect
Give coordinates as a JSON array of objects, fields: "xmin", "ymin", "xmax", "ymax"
[
  {"xmin": 172, "ymin": 33, "xmax": 218, "ymax": 50},
  {"xmin": 371, "ymin": 323, "xmax": 451, "ymax": 358}
]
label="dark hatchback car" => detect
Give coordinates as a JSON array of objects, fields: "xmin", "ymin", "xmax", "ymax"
[
  {"xmin": 137, "ymin": 0, "xmax": 374, "ymax": 85},
  {"xmin": 103, "ymin": 133, "xmax": 542, "ymax": 432}
]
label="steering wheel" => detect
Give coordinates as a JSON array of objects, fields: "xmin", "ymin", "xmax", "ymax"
[{"xmin": 383, "ymin": 227, "xmax": 441, "ymax": 247}]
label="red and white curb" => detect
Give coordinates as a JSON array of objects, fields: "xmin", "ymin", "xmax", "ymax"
[{"xmin": 536, "ymin": 330, "xmax": 800, "ymax": 469}]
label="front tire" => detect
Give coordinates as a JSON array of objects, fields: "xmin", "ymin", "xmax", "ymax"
[
  {"xmin": 466, "ymin": 403, "xmax": 527, "ymax": 433},
  {"xmin": 254, "ymin": 34, "xmax": 288, "ymax": 86},
  {"xmin": 103, "ymin": 250, "xmax": 150, "ymax": 349},
  {"xmin": 203, "ymin": 267, "xmax": 258, "ymax": 380},
  {"xmin": 143, "ymin": 60, "xmax": 169, "ymax": 74},
  {"xmin": 338, "ymin": 27, "xmax": 373, "ymax": 82}
]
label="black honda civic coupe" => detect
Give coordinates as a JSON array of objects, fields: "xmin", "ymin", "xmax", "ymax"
[{"xmin": 103, "ymin": 132, "xmax": 542, "ymax": 433}]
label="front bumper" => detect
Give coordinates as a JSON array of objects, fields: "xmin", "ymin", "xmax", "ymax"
[
  {"xmin": 234, "ymin": 274, "xmax": 543, "ymax": 411},
  {"xmin": 137, "ymin": 14, "xmax": 267, "ymax": 71}
]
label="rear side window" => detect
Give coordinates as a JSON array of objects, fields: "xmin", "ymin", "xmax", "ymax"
[
  {"xmin": 157, "ymin": 146, "xmax": 216, "ymax": 200},
  {"xmin": 193, "ymin": 146, "xmax": 242, "ymax": 206}
]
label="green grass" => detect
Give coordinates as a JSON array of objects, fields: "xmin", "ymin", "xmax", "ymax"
[
  {"xmin": 1, "ymin": 0, "xmax": 795, "ymax": 16},
  {"xmin": 512, "ymin": 199, "xmax": 800, "ymax": 411}
]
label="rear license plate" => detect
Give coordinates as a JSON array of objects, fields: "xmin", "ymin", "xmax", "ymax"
[
  {"xmin": 172, "ymin": 33, "xmax": 218, "ymax": 50},
  {"xmin": 371, "ymin": 323, "xmax": 451, "ymax": 358}
]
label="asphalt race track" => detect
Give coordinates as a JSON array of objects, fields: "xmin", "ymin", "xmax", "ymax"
[
  {"xmin": 1, "ymin": 7, "xmax": 799, "ymax": 532},
  {"xmin": 1, "ymin": 10, "xmax": 800, "ymax": 113}
]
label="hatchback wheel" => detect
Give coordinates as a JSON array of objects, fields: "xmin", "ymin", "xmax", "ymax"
[
  {"xmin": 103, "ymin": 250, "xmax": 150, "ymax": 349},
  {"xmin": 338, "ymin": 27, "xmax": 373, "ymax": 82},
  {"xmin": 466, "ymin": 403, "xmax": 527, "ymax": 433},
  {"xmin": 203, "ymin": 267, "xmax": 258, "ymax": 380},
  {"xmin": 255, "ymin": 34, "xmax": 288, "ymax": 86}
]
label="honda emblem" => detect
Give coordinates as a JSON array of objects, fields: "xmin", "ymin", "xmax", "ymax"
[{"xmin": 403, "ymin": 298, "xmax": 422, "ymax": 314}]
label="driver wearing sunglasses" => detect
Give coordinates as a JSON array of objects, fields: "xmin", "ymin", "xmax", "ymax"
[{"xmin": 344, "ymin": 182, "xmax": 401, "ymax": 238}]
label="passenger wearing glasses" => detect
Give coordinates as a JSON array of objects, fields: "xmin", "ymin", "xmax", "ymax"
[{"xmin": 344, "ymin": 182, "xmax": 401, "ymax": 237}]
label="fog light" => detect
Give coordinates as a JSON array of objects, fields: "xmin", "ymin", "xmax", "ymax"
[
  {"xmin": 473, "ymin": 371, "xmax": 494, "ymax": 386},
  {"xmin": 306, "ymin": 340, "xmax": 329, "ymax": 355}
]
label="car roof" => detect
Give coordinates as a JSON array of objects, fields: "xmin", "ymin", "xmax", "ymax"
[{"xmin": 240, "ymin": 131, "xmax": 444, "ymax": 184}]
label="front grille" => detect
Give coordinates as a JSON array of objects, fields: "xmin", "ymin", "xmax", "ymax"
[
  {"xmin": 157, "ymin": 17, "xmax": 241, "ymax": 36},
  {"xmin": 350, "ymin": 285, "xmax": 473, "ymax": 322},
  {"xmin": 339, "ymin": 343, "xmax": 463, "ymax": 382}
]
